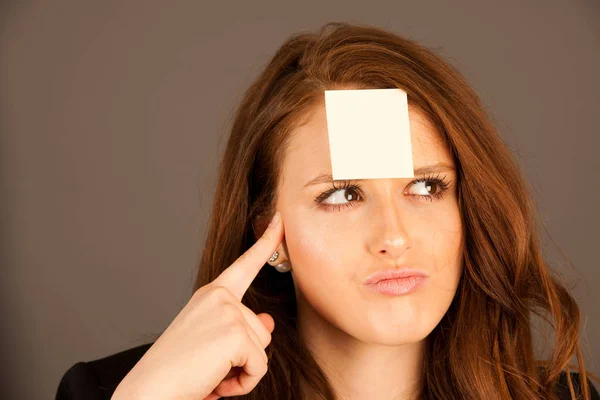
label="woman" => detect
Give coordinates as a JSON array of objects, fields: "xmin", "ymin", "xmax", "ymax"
[{"xmin": 57, "ymin": 22, "xmax": 599, "ymax": 400}]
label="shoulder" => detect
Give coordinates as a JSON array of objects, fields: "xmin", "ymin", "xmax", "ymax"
[
  {"xmin": 55, "ymin": 342, "xmax": 154, "ymax": 400},
  {"xmin": 554, "ymin": 370, "xmax": 600, "ymax": 400}
]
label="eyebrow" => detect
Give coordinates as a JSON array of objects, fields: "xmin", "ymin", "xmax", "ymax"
[{"xmin": 303, "ymin": 162, "xmax": 456, "ymax": 187}]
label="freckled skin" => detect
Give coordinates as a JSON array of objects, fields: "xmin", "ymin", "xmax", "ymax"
[{"xmin": 273, "ymin": 99, "xmax": 464, "ymax": 398}]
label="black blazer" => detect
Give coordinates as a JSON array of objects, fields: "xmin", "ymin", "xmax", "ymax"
[{"xmin": 56, "ymin": 342, "xmax": 600, "ymax": 399}]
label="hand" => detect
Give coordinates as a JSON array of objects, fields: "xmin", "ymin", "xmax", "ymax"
[{"xmin": 111, "ymin": 212, "xmax": 284, "ymax": 400}]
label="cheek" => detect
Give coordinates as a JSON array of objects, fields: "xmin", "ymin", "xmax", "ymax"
[
  {"xmin": 402, "ymin": 204, "xmax": 463, "ymax": 337},
  {"xmin": 421, "ymin": 204, "xmax": 463, "ymax": 290},
  {"xmin": 284, "ymin": 213, "xmax": 355, "ymax": 279},
  {"xmin": 282, "ymin": 211, "xmax": 360, "ymax": 305}
]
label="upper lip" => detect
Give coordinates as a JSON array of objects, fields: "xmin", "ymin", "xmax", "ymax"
[{"xmin": 363, "ymin": 267, "xmax": 428, "ymax": 285}]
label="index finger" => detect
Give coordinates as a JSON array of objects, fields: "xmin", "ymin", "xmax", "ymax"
[{"xmin": 212, "ymin": 212, "xmax": 284, "ymax": 300}]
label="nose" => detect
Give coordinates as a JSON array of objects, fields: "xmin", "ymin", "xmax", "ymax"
[{"xmin": 368, "ymin": 200, "xmax": 412, "ymax": 262}]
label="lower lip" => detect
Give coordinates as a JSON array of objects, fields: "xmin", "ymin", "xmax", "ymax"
[{"xmin": 364, "ymin": 276, "xmax": 427, "ymax": 296}]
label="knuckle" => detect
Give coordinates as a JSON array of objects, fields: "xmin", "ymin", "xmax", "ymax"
[
  {"xmin": 208, "ymin": 285, "xmax": 233, "ymax": 302},
  {"xmin": 229, "ymin": 324, "xmax": 249, "ymax": 348},
  {"xmin": 256, "ymin": 357, "xmax": 269, "ymax": 377},
  {"xmin": 191, "ymin": 285, "xmax": 208, "ymax": 302},
  {"xmin": 261, "ymin": 359, "xmax": 269, "ymax": 375}
]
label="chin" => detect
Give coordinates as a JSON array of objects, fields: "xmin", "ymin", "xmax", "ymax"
[
  {"xmin": 361, "ymin": 330, "xmax": 428, "ymax": 346},
  {"xmin": 355, "ymin": 320, "xmax": 431, "ymax": 346}
]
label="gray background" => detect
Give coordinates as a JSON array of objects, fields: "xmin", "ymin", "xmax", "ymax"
[{"xmin": 1, "ymin": 1, "xmax": 598, "ymax": 398}]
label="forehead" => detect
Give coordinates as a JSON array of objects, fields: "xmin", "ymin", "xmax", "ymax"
[{"xmin": 282, "ymin": 101, "xmax": 452, "ymax": 185}]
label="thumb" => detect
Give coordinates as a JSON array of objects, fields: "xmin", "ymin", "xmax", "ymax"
[{"xmin": 256, "ymin": 312, "xmax": 275, "ymax": 333}]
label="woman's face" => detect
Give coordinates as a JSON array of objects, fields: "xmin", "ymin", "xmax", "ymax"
[{"xmin": 275, "ymin": 99, "xmax": 464, "ymax": 345}]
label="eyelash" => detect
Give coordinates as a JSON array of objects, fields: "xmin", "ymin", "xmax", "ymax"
[{"xmin": 313, "ymin": 173, "xmax": 452, "ymax": 212}]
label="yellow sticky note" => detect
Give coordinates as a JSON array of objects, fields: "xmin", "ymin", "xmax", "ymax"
[{"xmin": 324, "ymin": 88, "xmax": 414, "ymax": 180}]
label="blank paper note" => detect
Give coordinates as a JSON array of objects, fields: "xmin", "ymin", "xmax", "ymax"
[{"xmin": 324, "ymin": 88, "xmax": 414, "ymax": 180}]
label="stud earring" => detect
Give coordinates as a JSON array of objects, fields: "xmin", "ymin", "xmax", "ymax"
[
  {"xmin": 269, "ymin": 251, "xmax": 291, "ymax": 273},
  {"xmin": 274, "ymin": 261, "xmax": 291, "ymax": 273}
]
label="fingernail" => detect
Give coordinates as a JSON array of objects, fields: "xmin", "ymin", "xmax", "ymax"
[{"xmin": 268, "ymin": 212, "xmax": 280, "ymax": 228}]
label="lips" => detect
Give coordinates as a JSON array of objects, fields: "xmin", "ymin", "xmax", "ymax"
[
  {"xmin": 363, "ymin": 267, "xmax": 428, "ymax": 285},
  {"xmin": 363, "ymin": 275, "xmax": 427, "ymax": 296}
]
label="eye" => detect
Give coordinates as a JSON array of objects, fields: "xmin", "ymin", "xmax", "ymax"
[
  {"xmin": 314, "ymin": 181, "xmax": 363, "ymax": 211},
  {"xmin": 405, "ymin": 173, "xmax": 451, "ymax": 202}
]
